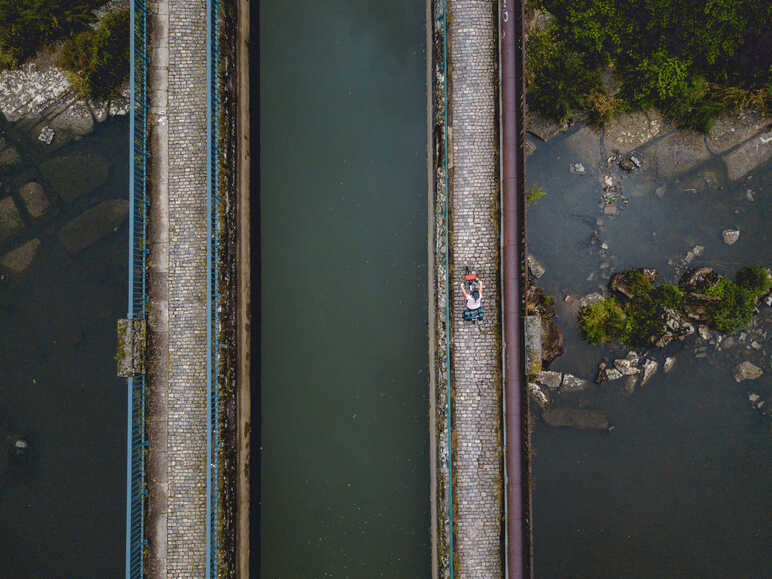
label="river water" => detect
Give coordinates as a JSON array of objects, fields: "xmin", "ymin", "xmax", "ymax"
[
  {"xmin": 527, "ymin": 126, "xmax": 770, "ymax": 577},
  {"xmin": 0, "ymin": 119, "xmax": 127, "ymax": 577},
  {"xmin": 257, "ymin": 1, "xmax": 430, "ymax": 577}
]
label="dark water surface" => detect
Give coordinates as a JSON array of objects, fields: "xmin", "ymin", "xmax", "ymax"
[
  {"xmin": 528, "ymin": 127, "xmax": 770, "ymax": 578},
  {"xmin": 0, "ymin": 120, "xmax": 127, "ymax": 577},
  {"xmin": 257, "ymin": 1, "xmax": 429, "ymax": 577}
]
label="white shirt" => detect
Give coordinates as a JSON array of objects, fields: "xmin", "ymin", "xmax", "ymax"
[{"xmin": 466, "ymin": 294, "xmax": 482, "ymax": 309}]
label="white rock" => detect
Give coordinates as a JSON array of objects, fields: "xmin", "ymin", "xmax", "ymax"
[
  {"xmin": 663, "ymin": 356, "xmax": 676, "ymax": 373},
  {"xmin": 698, "ymin": 325, "xmax": 711, "ymax": 340},
  {"xmin": 605, "ymin": 368, "xmax": 623, "ymax": 381},
  {"xmin": 722, "ymin": 228, "xmax": 740, "ymax": 245},
  {"xmin": 578, "ymin": 292, "xmax": 604, "ymax": 309},
  {"xmin": 748, "ymin": 393, "xmax": 760, "ymax": 403},
  {"xmin": 734, "ymin": 361, "xmax": 763, "ymax": 382},
  {"xmin": 537, "ymin": 370, "xmax": 563, "ymax": 391},
  {"xmin": 640, "ymin": 359, "xmax": 658, "ymax": 386},
  {"xmin": 38, "ymin": 126, "xmax": 55, "ymax": 144},
  {"xmin": 527, "ymin": 254, "xmax": 546, "ymax": 279},
  {"xmin": 614, "ymin": 358, "xmax": 640, "ymax": 375},
  {"xmin": 570, "ymin": 162, "xmax": 586, "ymax": 174},
  {"xmin": 561, "ymin": 374, "xmax": 591, "ymax": 392},
  {"xmin": 529, "ymin": 383, "xmax": 550, "ymax": 409}
]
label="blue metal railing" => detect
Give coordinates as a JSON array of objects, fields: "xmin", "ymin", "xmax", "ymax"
[
  {"xmin": 205, "ymin": 0, "xmax": 221, "ymax": 576},
  {"xmin": 126, "ymin": 1, "xmax": 148, "ymax": 578}
]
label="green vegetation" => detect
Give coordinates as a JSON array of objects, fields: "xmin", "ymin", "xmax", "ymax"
[
  {"xmin": 736, "ymin": 265, "xmax": 772, "ymax": 295},
  {"xmin": 528, "ymin": 0, "xmax": 772, "ymax": 131},
  {"xmin": 579, "ymin": 266, "xmax": 770, "ymax": 346},
  {"xmin": 693, "ymin": 266, "xmax": 770, "ymax": 333},
  {"xmin": 578, "ymin": 296, "xmax": 630, "ymax": 345},
  {"xmin": 526, "ymin": 22, "xmax": 601, "ymax": 123},
  {"xmin": 579, "ymin": 269, "xmax": 685, "ymax": 345},
  {"xmin": 527, "ymin": 184, "xmax": 547, "ymax": 206},
  {"xmin": 0, "ymin": 0, "xmax": 105, "ymax": 69},
  {"xmin": 58, "ymin": 7, "xmax": 129, "ymax": 100}
]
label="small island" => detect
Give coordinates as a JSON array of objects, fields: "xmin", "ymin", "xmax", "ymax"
[{"xmin": 578, "ymin": 266, "xmax": 771, "ymax": 347}]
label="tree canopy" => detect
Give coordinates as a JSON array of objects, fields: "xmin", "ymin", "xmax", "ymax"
[{"xmin": 529, "ymin": 0, "xmax": 771, "ymax": 130}]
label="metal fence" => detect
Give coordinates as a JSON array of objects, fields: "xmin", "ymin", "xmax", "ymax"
[
  {"xmin": 205, "ymin": 0, "xmax": 221, "ymax": 576},
  {"xmin": 126, "ymin": 1, "xmax": 148, "ymax": 578}
]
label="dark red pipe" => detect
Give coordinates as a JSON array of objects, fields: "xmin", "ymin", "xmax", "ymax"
[{"xmin": 500, "ymin": 1, "xmax": 531, "ymax": 578}]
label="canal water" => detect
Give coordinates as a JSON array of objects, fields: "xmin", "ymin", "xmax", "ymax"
[
  {"xmin": 0, "ymin": 119, "xmax": 127, "ymax": 577},
  {"xmin": 527, "ymin": 126, "xmax": 770, "ymax": 577},
  {"xmin": 257, "ymin": 1, "xmax": 430, "ymax": 577}
]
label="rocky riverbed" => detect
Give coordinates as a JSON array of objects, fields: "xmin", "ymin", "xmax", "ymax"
[{"xmin": 525, "ymin": 107, "xmax": 770, "ymax": 432}]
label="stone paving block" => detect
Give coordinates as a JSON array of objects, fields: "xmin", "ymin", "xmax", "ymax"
[{"xmin": 447, "ymin": 1, "xmax": 503, "ymax": 576}]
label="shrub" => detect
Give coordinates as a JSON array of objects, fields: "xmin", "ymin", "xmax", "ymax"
[
  {"xmin": 0, "ymin": 0, "xmax": 103, "ymax": 69},
  {"xmin": 578, "ymin": 297, "xmax": 629, "ymax": 345},
  {"xmin": 58, "ymin": 7, "xmax": 129, "ymax": 100},
  {"xmin": 735, "ymin": 266, "xmax": 771, "ymax": 295},
  {"xmin": 705, "ymin": 278, "xmax": 757, "ymax": 333},
  {"xmin": 526, "ymin": 23, "xmax": 601, "ymax": 122},
  {"xmin": 539, "ymin": 0, "xmax": 772, "ymax": 131}
]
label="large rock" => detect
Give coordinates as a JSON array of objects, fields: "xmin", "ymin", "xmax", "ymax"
[
  {"xmin": 525, "ymin": 315, "xmax": 543, "ymax": 376},
  {"xmin": 537, "ymin": 370, "xmax": 563, "ymax": 391},
  {"xmin": 58, "ymin": 199, "xmax": 129, "ymax": 254},
  {"xmin": 0, "ymin": 238, "xmax": 40, "ymax": 272},
  {"xmin": 19, "ymin": 182, "xmax": 50, "ymax": 219},
  {"xmin": 541, "ymin": 316, "xmax": 565, "ymax": 366},
  {"xmin": 40, "ymin": 152, "xmax": 109, "ymax": 202},
  {"xmin": 723, "ymin": 128, "xmax": 772, "ymax": 181},
  {"xmin": 614, "ymin": 358, "xmax": 640, "ymax": 376},
  {"xmin": 526, "ymin": 110, "xmax": 568, "ymax": 142},
  {"xmin": 527, "ymin": 254, "xmax": 546, "ymax": 278},
  {"xmin": 652, "ymin": 307, "xmax": 695, "ymax": 347},
  {"xmin": 542, "ymin": 408, "xmax": 609, "ymax": 430},
  {"xmin": 707, "ymin": 112, "xmax": 769, "ymax": 153},
  {"xmin": 0, "ymin": 63, "xmax": 71, "ymax": 122},
  {"xmin": 644, "ymin": 130, "xmax": 712, "ymax": 178},
  {"xmin": 663, "ymin": 356, "xmax": 676, "ymax": 373},
  {"xmin": 680, "ymin": 267, "xmax": 721, "ymax": 289},
  {"xmin": 609, "ymin": 269, "xmax": 657, "ymax": 300},
  {"xmin": 733, "ymin": 361, "xmax": 763, "ymax": 382},
  {"xmin": 722, "ymin": 228, "xmax": 740, "ymax": 245},
  {"xmin": 0, "ymin": 196, "xmax": 24, "ymax": 242},
  {"xmin": 529, "ymin": 383, "xmax": 550, "ymax": 409},
  {"xmin": 604, "ymin": 110, "xmax": 664, "ymax": 154},
  {"xmin": 578, "ymin": 292, "xmax": 604, "ymax": 309},
  {"xmin": 561, "ymin": 374, "xmax": 591, "ymax": 392},
  {"xmin": 682, "ymin": 292, "xmax": 721, "ymax": 321},
  {"xmin": 640, "ymin": 359, "xmax": 658, "ymax": 386}
]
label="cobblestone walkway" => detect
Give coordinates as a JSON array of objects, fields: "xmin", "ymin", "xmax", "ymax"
[
  {"xmin": 166, "ymin": 0, "xmax": 208, "ymax": 575},
  {"xmin": 447, "ymin": 1, "xmax": 503, "ymax": 576}
]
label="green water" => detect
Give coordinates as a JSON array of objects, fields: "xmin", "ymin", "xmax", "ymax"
[{"xmin": 258, "ymin": 2, "xmax": 430, "ymax": 576}]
